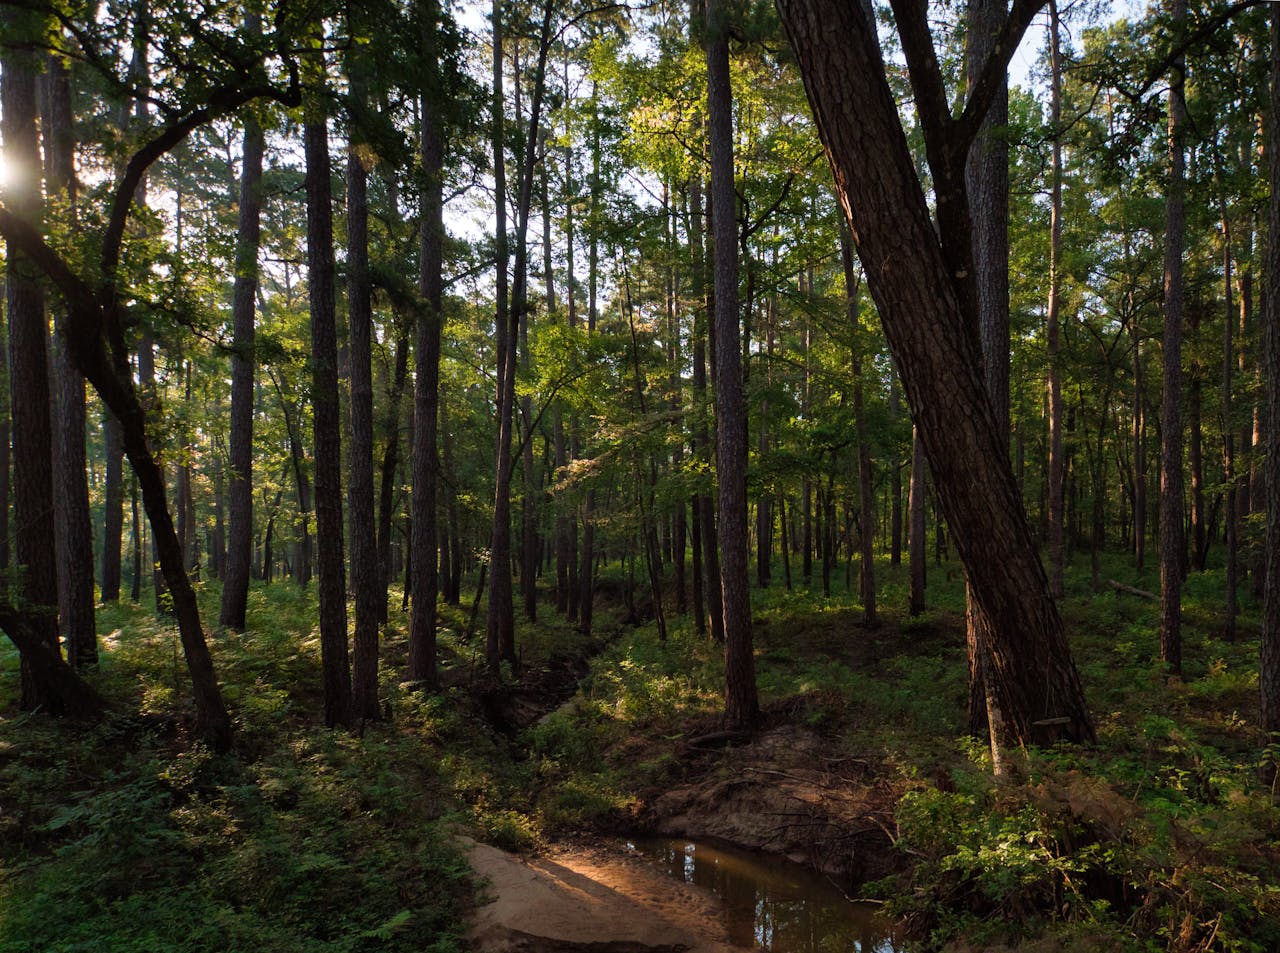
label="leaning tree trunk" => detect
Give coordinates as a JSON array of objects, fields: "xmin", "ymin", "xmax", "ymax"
[
  {"xmin": 776, "ymin": 0, "xmax": 1094, "ymax": 747},
  {"xmin": 219, "ymin": 102, "xmax": 265, "ymax": 631}
]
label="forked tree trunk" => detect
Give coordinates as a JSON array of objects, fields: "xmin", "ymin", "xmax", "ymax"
[{"xmin": 776, "ymin": 0, "xmax": 1093, "ymax": 747}]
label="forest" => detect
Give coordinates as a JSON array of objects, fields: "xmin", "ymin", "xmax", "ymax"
[{"xmin": 1, "ymin": 0, "xmax": 1279, "ymax": 950}]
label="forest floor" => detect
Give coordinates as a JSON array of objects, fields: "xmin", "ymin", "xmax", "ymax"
[{"xmin": 2, "ymin": 555, "xmax": 1280, "ymax": 952}]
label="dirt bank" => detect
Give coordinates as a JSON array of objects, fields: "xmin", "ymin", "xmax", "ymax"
[{"xmin": 466, "ymin": 838, "xmax": 745, "ymax": 952}]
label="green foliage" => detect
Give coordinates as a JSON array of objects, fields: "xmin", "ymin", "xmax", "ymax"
[{"xmin": 0, "ymin": 600, "xmax": 470, "ymax": 953}]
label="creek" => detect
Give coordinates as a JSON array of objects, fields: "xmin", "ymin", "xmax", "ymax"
[{"xmin": 625, "ymin": 837, "xmax": 902, "ymax": 952}]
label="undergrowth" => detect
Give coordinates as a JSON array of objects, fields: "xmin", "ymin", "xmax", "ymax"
[{"xmin": 4, "ymin": 550, "xmax": 1279, "ymax": 953}]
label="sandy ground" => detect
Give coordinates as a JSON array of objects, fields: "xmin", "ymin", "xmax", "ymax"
[{"xmin": 465, "ymin": 838, "xmax": 748, "ymax": 952}]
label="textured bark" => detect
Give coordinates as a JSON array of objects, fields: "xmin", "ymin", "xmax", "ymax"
[
  {"xmin": 44, "ymin": 52, "xmax": 97, "ymax": 668},
  {"xmin": 0, "ymin": 601, "xmax": 104, "ymax": 718},
  {"xmin": 409, "ymin": 88, "xmax": 445, "ymax": 686},
  {"xmin": 706, "ymin": 0, "xmax": 758, "ymax": 732},
  {"xmin": 305, "ymin": 111, "xmax": 352, "ymax": 728},
  {"xmin": 964, "ymin": 0, "xmax": 1012, "ymax": 760},
  {"xmin": 776, "ymin": 0, "xmax": 1093, "ymax": 746},
  {"xmin": 1159, "ymin": 0, "xmax": 1187, "ymax": 677},
  {"xmin": 4, "ymin": 30, "xmax": 61, "ymax": 705},
  {"xmin": 347, "ymin": 70, "xmax": 381, "ymax": 719},
  {"xmin": 1260, "ymin": 6, "xmax": 1280, "ymax": 734},
  {"xmin": 1046, "ymin": 0, "xmax": 1066, "ymax": 600},
  {"xmin": 219, "ymin": 105, "xmax": 265, "ymax": 631}
]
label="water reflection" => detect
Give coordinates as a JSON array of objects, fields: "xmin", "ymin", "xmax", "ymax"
[{"xmin": 625, "ymin": 837, "xmax": 901, "ymax": 953}]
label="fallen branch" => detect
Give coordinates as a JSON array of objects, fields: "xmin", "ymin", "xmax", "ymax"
[{"xmin": 1107, "ymin": 579, "xmax": 1158, "ymax": 601}]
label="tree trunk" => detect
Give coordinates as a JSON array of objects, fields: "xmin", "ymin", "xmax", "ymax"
[
  {"xmin": 889, "ymin": 383, "xmax": 903, "ymax": 566},
  {"xmin": 1217, "ymin": 160, "xmax": 1238, "ymax": 643},
  {"xmin": 305, "ymin": 107, "xmax": 353, "ymax": 728},
  {"xmin": 776, "ymin": 0, "xmax": 1094, "ymax": 747},
  {"xmin": 347, "ymin": 59, "xmax": 382, "ymax": 720},
  {"xmin": 487, "ymin": 0, "xmax": 517, "ymax": 671},
  {"xmin": 44, "ymin": 51, "xmax": 97, "ymax": 668},
  {"xmin": 4, "ymin": 26, "xmax": 62, "ymax": 704},
  {"xmin": 706, "ymin": 0, "xmax": 758, "ymax": 733},
  {"xmin": 219, "ymin": 99, "xmax": 265, "ymax": 630},
  {"xmin": 909, "ymin": 426, "xmax": 927, "ymax": 616},
  {"xmin": 1159, "ymin": 0, "xmax": 1187, "ymax": 677},
  {"xmin": 841, "ymin": 228, "xmax": 876, "ymax": 624},
  {"xmin": 1259, "ymin": 5, "xmax": 1280, "ymax": 735},
  {"xmin": 1046, "ymin": 0, "xmax": 1066, "ymax": 600},
  {"xmin": 378, "ymin": 330, "xmax": 409, "ymax": 621},
  {"xmin": 409, "ymin": 84, "xmax": 445, "ymax": 686}
]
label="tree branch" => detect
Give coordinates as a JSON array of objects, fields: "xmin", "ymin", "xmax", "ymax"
[
  {"xmin": 955, "ymin": 0, "xmax": 1046, "ymax": 153},
  {"xmin": 887, "ymin": 0, "xmax": 955, "ymax": 167}
]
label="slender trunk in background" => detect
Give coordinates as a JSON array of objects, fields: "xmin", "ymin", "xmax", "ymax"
[
  {"xmin": 1046, "ymin": 0, "xmax": 1066, "ymax": 600},
  {"xmin": 0, "ymin": 294, "xmax": 7, "ymax": 577},
  {"xmin": 131, "ymin": 474, "xmax": 142, "ymax": 602},
  {"xmin": 44, "ymin": 50, "xmax": 97, "ymax": 667},
  {"xmin": 1259, "ymin": 6, "xmax": 1280, "ymax": 735},
  {"xmin": 1133, "ymin": 327, "xmax": 1147, "ymax": 569},
  {"xmin": 889, "ymin": 384, "xmax": 903, "ymax": 566},
  {"xmin": 3, "ymin": 22, "xmax": 61, "ymax": 704},
  {"xmin": 409, "ymin": 83, "xmax": 445, "ymax": 685},
  {"xmin": 1189, "ymin": 368, "xmax": 1207, "ymax": 571},
  {"xmin": 1216, "ymin": 156, "xmax": 1238, "ymax": 642},
  {"xmin": 841, "ymin": 228, "xmax": 875, "ymax": 624},
  {"xmin": 378, "ymin": 330, "xmax": 409, "ymax": 621},
  {"xmin": 1160, "ymin": 0, "xmax": 1187, "ymax": 677},
  {"xmin": 511, "ymin": 6, "xmax": 555, "ymax": 628},
  {"xmin": 909, "ymin": 427, "xmax": 927, "ymax": 616},
  {"xmin": 487, "ymin": 0, "xmax": 517, "ymax": 669},
  {"xmin": 305, "ymin": 100, "xmax": 352, "ymax": 728},
  {"xmin": 706, "ymin": 0, "xmax": 758, "ymax": 732},
  {"xmin": 347, "ymin": 49, "xmax": 381, "ymax": 720},
  {"xmin": 219, "ymin": 79, "xmax": 265, "ymax": 630}
]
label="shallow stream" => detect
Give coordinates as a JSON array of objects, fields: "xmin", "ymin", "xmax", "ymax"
[{"xmin": 625, "ymin": 837, "xmax": 902, "ymax": 952}]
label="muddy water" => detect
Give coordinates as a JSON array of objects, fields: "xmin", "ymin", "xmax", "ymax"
[{"xmin": 625, "ymin": 837, "xmax": 902, "ymax": 952}]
